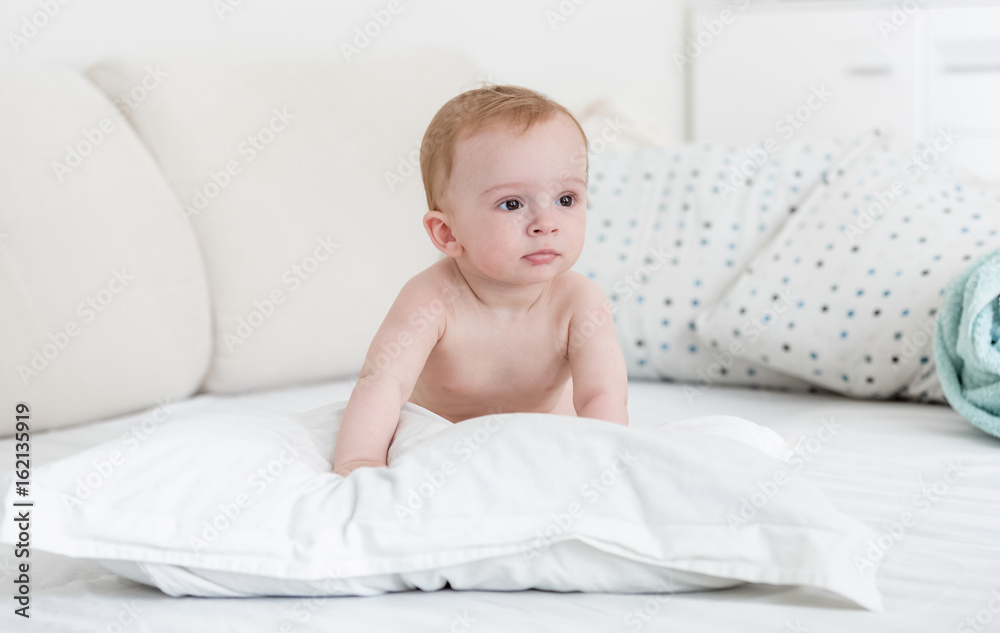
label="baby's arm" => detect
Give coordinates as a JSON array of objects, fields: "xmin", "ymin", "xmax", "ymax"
[
  {"xmin": 332, "ymin": 276, "xmax": 444, "ymax": 476},
  {"xmin": 567, "ymin": 279, "xmax": 629, "ymax": 426}
]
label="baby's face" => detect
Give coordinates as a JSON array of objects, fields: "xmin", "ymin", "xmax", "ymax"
[{"xmin": 438, "ymin": 113, "xmax": 588, "ymax": 285}]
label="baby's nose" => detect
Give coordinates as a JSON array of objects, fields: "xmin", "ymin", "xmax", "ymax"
[
  {"xmin": 530, "ymin": 211, "xmax": 559, "ymax": 234},
  {"xmin": 527, "ymin": 193, "xmax": 561, "ymax": 231}
]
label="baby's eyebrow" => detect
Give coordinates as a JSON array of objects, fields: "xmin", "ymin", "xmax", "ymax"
[
  {"xmin": 481, "ymin": 177, "xmax": 587, "ymax": 197},
  {"xmin": 481, "ymin": 182, "xmax": 523, "ymax": 197}
]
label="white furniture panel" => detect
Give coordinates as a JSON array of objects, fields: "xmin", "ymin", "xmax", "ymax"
[
  {"xmin": 690, "ymin": 5, "xmax": 917, "ymax": 143},
  {"xmin": 926, "ymin": 7, "xmax": 1000, "ymax": 182},
  {"xmin": 690, "ymin": 1, "xmax": 1000, "ymax": 183}
]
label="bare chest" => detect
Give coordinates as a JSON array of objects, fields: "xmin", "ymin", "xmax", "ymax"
[{"xmin": 413, "ymin": 309, "xmax": 572, "ymax": 417}]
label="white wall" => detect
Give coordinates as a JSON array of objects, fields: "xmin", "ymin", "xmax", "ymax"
[
  {"xmin": 0, "ymin": 0, "xmax": 687, "ymax": 141},
  {"xmin": 4, "ymin": 0, "xmax": 998, "ymax": 180}
]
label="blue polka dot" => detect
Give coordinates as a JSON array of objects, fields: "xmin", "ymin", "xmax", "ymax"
[
  {"xmin": 840, "ymin": 330, "xmax": 848, "ymax": 338},
  {"xmin": 901, "ymin": 309, "xmax": 909, "ymax": 317},
  {"xmin": 688, "ymin": 345, "xmax": 698, "ymax": 353},
  {"xmin": 661, "ymin": 318, "xmax": 670, "ymax": 326},
  {"xmin": 661, "ymin": 342, "xmax": 669, "ymax": 350}
]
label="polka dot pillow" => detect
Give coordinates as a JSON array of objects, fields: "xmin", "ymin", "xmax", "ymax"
[
  {"xmin": 574, "ymin": 140, "xmax": 852, "ymax": 396},
  {"xmin": 693, "ymin": 130, "xmax": 1000, "ymax": 402}
]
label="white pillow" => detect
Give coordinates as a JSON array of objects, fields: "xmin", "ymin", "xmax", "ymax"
[
  {"xmin": 694, "ymin": 130, "xmax": 1000, "ymax": 401},
  {"xmin": 575, "ymin": 140, "xmax": 852, "ymax": 396},
  {"xmin": 0, "ymin": 401, "xmax": 883, "ymax": 610}
]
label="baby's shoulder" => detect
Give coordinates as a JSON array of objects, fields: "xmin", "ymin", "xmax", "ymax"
[
  {"xmin": 554, "ymin": 270, "xmax": 609, "ymax": 312},
  {"xmin": 398, "ymin": 259, "xmax": 464, "ymax": 306}
]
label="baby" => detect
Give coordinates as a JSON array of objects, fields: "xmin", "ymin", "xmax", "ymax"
[{"xmin": 332, "ymin": 85, "xmax": 628, "ymax": 476}]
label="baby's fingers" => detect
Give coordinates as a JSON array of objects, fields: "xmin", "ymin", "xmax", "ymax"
[{"xmin": 332, "ymin": 460, "xmax": 386, "ymax": 476}]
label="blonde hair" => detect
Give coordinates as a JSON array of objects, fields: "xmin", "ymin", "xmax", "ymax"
[{"xmin": 419, "ymin": 84, "xmax": 589, "ymax": 212}]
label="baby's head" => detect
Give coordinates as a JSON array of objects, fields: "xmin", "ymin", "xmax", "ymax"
[{"xmin": 419, "ymin": 85, "xmax": 590, "ymax": 285}]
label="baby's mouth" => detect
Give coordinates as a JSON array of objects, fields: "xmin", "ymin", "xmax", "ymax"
[{"xmin": 523, "ymin": 250, "xmax": 558, "ymax": 264}]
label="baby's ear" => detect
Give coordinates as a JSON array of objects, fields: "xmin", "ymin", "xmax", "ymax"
[{"xmin": 423, "ymin": 210, "xmax": 462, "ymax": 258}]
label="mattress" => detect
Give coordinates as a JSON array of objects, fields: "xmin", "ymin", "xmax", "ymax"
[{"xmin": 1, "ymin": 378, "xmax": 997, "ymax": 633}]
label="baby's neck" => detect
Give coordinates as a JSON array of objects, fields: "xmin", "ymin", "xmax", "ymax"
[{"xmin": 447, "ymin": 258, "xmax": 554, "ymax": 315}]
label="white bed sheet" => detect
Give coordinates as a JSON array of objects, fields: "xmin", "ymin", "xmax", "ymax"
[{"xmin": 1, "ymin": 378, "xmax": 998, "ymax": 633}]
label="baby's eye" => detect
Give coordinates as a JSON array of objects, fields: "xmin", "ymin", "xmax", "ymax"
[
  {"xmin": 557, "ymin": 194, "xmax": 576, "ymax": 207},
  {"xmin": 499, "ymin": 199, "xmax": 522, "ymax": 212}
]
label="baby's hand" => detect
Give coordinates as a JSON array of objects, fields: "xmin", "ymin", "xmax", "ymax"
[{"xmin": 333, "ymin": 459, "xmax": 387, "ymax": 477}]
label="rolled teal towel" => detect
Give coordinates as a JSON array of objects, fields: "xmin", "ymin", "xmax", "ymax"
[{"xmin": 934, "ymin": 246, "xmax": 1000, "ymax": 439}]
